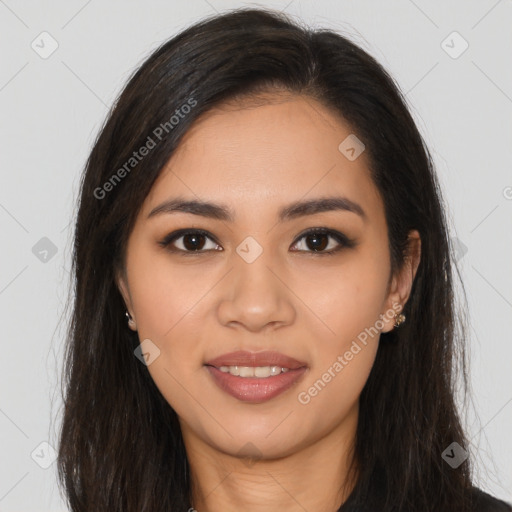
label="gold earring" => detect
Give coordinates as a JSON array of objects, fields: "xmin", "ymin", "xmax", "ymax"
[
  {"xmin": 125, "ymin": 310, "xmax": 136, "ymax": 330},
  {"xmin": 394, "ymin": 312, "xmax": 406, "ymax": 328}
]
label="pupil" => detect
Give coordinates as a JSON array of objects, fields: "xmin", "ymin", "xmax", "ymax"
[
  {"xmin": 307, "ymin": 233, "xmax": 328, "ymax": 251},
  {"xmin": 184, "ymin": 234, "xmax": 204, "ymax": 251}
]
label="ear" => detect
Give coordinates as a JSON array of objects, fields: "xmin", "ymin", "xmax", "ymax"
[
  {"xmin": 381, "ymin": 230, "xmax": 421, "ymax": 333},
  {"xmin": 115, "ymin": 267, "xmax": 137, "ymax": 331}
]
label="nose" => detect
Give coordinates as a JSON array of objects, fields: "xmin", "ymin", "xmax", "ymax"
[{"xmin": 216, "ymin": 248, "xmax": 296, "ymax": 333}]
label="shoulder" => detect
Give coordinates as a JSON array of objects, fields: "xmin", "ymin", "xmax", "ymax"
[{"xmin": 471, "ymin": 487, "xmax": 512, "ymax": 512}]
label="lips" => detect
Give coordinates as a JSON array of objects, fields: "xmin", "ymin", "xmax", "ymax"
[
  {"xmin": 205, "ymin": 350, "xmax": 306, "ymax": 370},
  {"xmin": 204, "ymin": 350, "xmax": 308, "ymax": 403}
]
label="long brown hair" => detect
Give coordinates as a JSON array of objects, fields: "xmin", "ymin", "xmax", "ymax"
[{"xmin": 56, "ymin": 7, "xmax": 475, "ymax": 511}]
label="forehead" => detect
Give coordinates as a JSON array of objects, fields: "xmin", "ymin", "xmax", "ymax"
[
  {"xmin": 174, "ymin": 93, "xmax": 355, "ymax": 167},
  {"xmin": 142, "ymin": 94, "xmax": 383, "ymax": 222}
]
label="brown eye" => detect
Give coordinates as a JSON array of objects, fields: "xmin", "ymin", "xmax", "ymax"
[
  {"xmin": 159, "ymin": 227, "xmax": 355, "ymax": 256},
  {"xmin": 303, "ymin": 232, "xmax": 330, "ymax": 251},
  {"xmin": 159, "ymin": 229, "xmax": 221, "ymax": 254},
  {"xmin": 180, "ymin": 233, "xmax": 207, "ymax": 251},
  {"xmin": 290, "ymin": 228, "xmax": 355, "ymax": 255}
]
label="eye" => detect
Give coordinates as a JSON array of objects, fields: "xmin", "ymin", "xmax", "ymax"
[
  {"xmin": 290, "ymin": 228, "xmax": 355, "ymax": 256},
  {"xmin": 158, "ymin": 228, "xmax": 355, "ymax": 256},
  {"xmin": 158, "ymin": 229, "xmax": 221, "ymax": 255}
]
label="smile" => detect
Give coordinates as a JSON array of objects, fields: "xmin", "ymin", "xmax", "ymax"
[
  {"xmin": 217, "ymin": 365, "xmax": 290, "ymax": 377},
  {"xmin": 204, "ymin": 350, "xmax": 308, "ymax": 403}
]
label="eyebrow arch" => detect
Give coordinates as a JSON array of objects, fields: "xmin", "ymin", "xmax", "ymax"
[{"xmin": 147, "ymin": 196, "xmax": 366, "ymax": 222}]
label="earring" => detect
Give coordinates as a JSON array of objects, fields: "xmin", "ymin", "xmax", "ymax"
[
  {"xmin": 125, "ymin": 310, "xmax": 136, "ymax": 330},
  {"xmin": 394, "ymin": 312, "xmax": 406, "ymax": 328}
]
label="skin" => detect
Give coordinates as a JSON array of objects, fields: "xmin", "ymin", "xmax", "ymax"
[{"xmin": 116, "ymin": 93, "xmax": 421, "ymax": 512}]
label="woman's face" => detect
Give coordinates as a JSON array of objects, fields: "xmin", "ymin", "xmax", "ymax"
[{"xmin": 117, "ymin": 93, "xmax": 420, "ymax": 461}]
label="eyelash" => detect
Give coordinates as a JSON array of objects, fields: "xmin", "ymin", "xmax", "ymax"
[{"xmin": 158, "ymin": 227, "xmax": 356, "ymax": 257}]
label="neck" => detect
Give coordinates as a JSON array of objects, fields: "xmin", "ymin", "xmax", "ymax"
[{"xmin": 183, "ymin": 403, "xmax": 359, "ymax": 512}]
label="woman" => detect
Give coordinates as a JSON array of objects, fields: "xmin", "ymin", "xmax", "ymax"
[{"xmin": 56, "ymin": 7, "xmax": 511, "ymax": 511}]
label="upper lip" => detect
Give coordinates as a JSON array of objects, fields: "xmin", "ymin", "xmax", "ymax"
[{"xmin": 205, "ymin": 350, "xmax": 307, "ymax": 369}]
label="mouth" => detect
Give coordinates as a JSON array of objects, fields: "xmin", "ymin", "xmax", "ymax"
[{"xmin": 204, "ymin": 350, "xmax": 308, "ymax": 403}]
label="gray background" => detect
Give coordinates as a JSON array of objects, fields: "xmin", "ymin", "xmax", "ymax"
[{"xmin": 1, "ymin": 0, "xmax": 511, "ymax": 510}]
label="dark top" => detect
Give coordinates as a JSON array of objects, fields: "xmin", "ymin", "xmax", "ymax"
[
  {"xmin": 471, "ymin": 488, "xmax": 512, "ymax": 512},
  {"xmin": 338, "ymin": 485, "xmax": 512, "ymax": 511}
]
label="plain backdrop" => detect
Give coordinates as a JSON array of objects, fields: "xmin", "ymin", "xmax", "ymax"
[{"xmin": 0, "ymin": 1, "xmax": 511, "ymax": 510}]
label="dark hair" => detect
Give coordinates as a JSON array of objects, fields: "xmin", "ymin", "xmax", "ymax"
[{"xmin": 56, "ymin": 7, "xmax": 477, "ymax": 511}]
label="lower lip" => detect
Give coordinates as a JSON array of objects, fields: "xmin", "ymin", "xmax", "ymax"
[{"xmin": 206, "ymin": 366, "xmax": 308, "ymax": 403}]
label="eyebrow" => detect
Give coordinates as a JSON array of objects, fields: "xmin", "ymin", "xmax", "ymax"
[{"xmin": 147, "ymin": 196, "xmax": 366, "ymax": 222}]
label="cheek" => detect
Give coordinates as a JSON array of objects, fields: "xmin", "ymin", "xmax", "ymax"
[
  {"xmin": 294, "ymin": 245, "xmax": 389, "ymax": 412},
  {"xmin": 293, "ymin": 338, "xmax": 378, "ymax": 443},
  {"xmin": 127, "ymin": 243, "xmax": 217, "ymax": 341},
  {"xmin": 125, "ymin": 247, "xmax": 220, "ymax": 417},
  {"xmin": 298, "ymin": 249, "xmax": 390, "ymax": 348}
]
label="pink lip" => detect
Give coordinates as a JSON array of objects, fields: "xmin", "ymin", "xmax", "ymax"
[
  {"xmin": 204, "ymin": 350, "xmax": 308, "ymax": 403},
  {"xmin": 205, "ymin": 350, "xmax": 307, "ymax": 369},
  {"xmin": 206, "ymin": 366, "xmax": 307, "ymax": 403}
]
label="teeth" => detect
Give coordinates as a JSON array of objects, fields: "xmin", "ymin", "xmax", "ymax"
[
  {"xmin": 239, "ymin": 366, "xmax": 254, "ymax": 377},
  {"xmin": 228, "ymin": 365, "xmax": 240, "ymax": 376},
  {"xmin": 254, "ymin": 366, "xmax": 270, "ymax": 378},
  {"xmin": 218, "ymin": 365, "xmax": 291, "ymax": 378}
]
